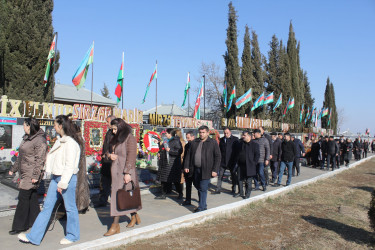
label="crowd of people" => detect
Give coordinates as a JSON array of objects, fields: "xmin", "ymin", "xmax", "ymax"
[
  {"xmin": 6, "ymin": 114, "xmax": 374, "ymax": 245},
  {"xmin": 155, "ymin": 126, "xmax": 374, "ymax": 213}
]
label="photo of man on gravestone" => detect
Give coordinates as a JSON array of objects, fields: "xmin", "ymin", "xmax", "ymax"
[{"xmin": 0, "ymin": 125, "xmax": 12, "ymax": 148}]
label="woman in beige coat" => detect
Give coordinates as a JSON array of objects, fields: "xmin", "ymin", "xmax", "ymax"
[
  {"xmin": 8, "ymin": 117, "xmax": 47, "ymax": 235},
  {"xmin": 104, "ymin": 118, "xmax": 141, "ymax": 236}
]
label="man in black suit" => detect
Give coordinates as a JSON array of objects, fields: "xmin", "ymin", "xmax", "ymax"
[{"xmin": 213, "ymin": 127, "xmax": 239, "ymax": 195}]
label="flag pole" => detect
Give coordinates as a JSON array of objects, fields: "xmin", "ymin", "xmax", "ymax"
[
  {"xmin": 188, "ymin": 74, "xmax": 190, "ymax": 117},
  {"xmin": 51, "ymin": 31, "xmax": 58, "ymax": 103},
  {"xmin": 203, "ymin": 74, "xmax": 205, "ymax": 120},
  {"xmin": 121, "ymin": 51, "xmax": 124, "ymax": 110},
  {"xmin": 90, "ymin": 41, "xmax": 94, "ymax": 119},
  {"xmin": 155, "ymin": 60, "xmax": 158, "ymax": 114}
]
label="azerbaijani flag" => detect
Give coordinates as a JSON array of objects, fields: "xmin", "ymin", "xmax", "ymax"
[
  {"xmin": 142, "ymin": 64, "xmax": 157, "ymax": 104},
  {"xmin": 327, "ymin": 108, "xmax": 332, "ymax": 126},
  {"xmin": 193, "ymin": 78, "xmax": 204, "ymax": 119},
  {"xmin": 114, "ymin": 53, "xmax": 124, "ymax": 103},
  {"xmin": 322, "ymin": 107, "xmax": 329, "ymax": 117},
  {"xmin": 300, "ymin": 104, "xmax": 304, "ymax": 122},
  {"xmin": 304, "ymin": 107, "xmax": 310, "ymax": 124},
  {"xmin": 222, "ymin": 81, "xmax": 227, "ymax": 110},
  {"xmin": 227, "ymin": 86, "xmax": 236, "ymax": 112},
  {"xmin": 283, "ymin": 97, "xmax": 294, "ymax": 117},
  {"xmin": 283, "ymin": 97, "xmax": 291, "ymax": 117},
  {"xmin": 43, "ymin": 34, "xmax": 56, "ymax": 87},
  {"xmin": 235, "ymin": 88, "xmax": 252, "ymax": 109},
  {"xmin": 314, "ymin": 112, "xmax": 318, "ymax": 127},
  {"xmin": 273, "ymin": 93, "xmax": 282, "ymax": 112},
  {"xmin": 181, "ymin": 72, "xmax": 190, "ymax": 107},
  {"xmin": 72, "ymin": 42, "xmax": 94, "ymax": 90},
  {"xmin": 318, "ymin": 108, "xmax": 323, "ymax": 120},
  {"xmin": 264, "ymin": 92, "xmax": 274, "ymax": 105},
  {"xmin": 251, "ymin": 92, "xmax": 265, "ymax": 111}
]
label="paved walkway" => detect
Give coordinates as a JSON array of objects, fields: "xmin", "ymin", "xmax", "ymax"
[{"xmin": 0, "ymin": 156, "xmax": 371, "ymax": 249}]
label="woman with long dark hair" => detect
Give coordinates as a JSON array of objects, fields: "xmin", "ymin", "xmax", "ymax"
[
  {"xmin": 18, "ymin": 115, "xmax": 82, "ymax": 245},
  {"xmin": 104, "ymin": 118, "xmax": 141, "ymax": 236},
  {"xmin": 8, "ymin": 118, "xmax": 47, "ymax": 235}
]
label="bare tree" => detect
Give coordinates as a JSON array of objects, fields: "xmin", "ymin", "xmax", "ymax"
[
  {"xmin": 336, "ymin": 106, "xmax": 346, "ymax": 134},
  {"xmin": 192, "ymin": 62, "xmax": 224, "ymax": 124}
]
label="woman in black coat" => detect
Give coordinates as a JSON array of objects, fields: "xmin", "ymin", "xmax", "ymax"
[
  {"xmin": 232, "ymin": 131, "xmax": 260, "ymax": 199},
  {"xmin": 155, "ymin": 128, "xmax": 183, "ymax": 199},
  {"xmin": 310, "ymin": 138, "xmax": 320, "ymax": 168}
]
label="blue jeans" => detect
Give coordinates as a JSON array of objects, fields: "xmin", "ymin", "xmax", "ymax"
[
  {"xmin": 278, "ymin": 161, "xmax": 293, "ymax": 185},
  {"xmin": 254, "ymin": 163, "xmax": 266, "ymax": 188},
  {"xmin": 193, "ymin": 168, "xmax": 210, "ymax": 210},
  {"xmin": 26, "ymin": 175, "xmax": 79, "ymax": 245}
]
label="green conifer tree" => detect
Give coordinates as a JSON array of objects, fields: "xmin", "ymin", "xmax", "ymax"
[
  {"xmin": 0, "ymin": 0, "xmax": 58, "ymax": 103},
  {"xmin": 223, "ymin": 2, "xmax": 242, "ymax": 119},
  {"xmin": 278, "ymin": 41, "xmax": 292, "ymax": 123},
  {"xmin": 251, "ymin": 30, "xmax": 265, "ymax": 119},
  {"xmin": 321, "ymin": 77, "xmax": 331, "ymax": 129},
  {"xmin": 239, "ymin": 25, "xmax": 253, "ymax": 116}
]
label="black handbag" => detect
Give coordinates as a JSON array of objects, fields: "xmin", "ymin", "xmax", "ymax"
[{"xmin": 116, "ymin": 180, "xmax": 142, "ymax": 211}]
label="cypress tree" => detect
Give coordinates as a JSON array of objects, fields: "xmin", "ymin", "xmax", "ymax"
[
  {"xmin": 251, "ymin": 30, "xmax": 265, "ymax": 119},
  {"xmin": 330, "ymin": 82, "xmax": 338, "ymax": 134},
  {"xmin": 0, "ymin": 0, "xmax": 58, "ymax": 103},
  {"xmin": 287, "ymin": 22, "xmax": 300, "ymax": 124},
  {"xmin": 321, "ymin": 77, "xmax": 331, "ymax": 129},
  {"xmin": 223, "ymin": 2, "xmax": 242, "ymax": 119},
  {"xmin": 266, "ymin": 34, "xmax": 281, "ymax": 121},
  {"xmin": 278, "ymin": 41, "xmax": 292, "ymax": 123},
  {"xmin": 239, "ymin": 25, "xmax": 253, "ymax": 116},
  {"xmin": 302, "ymin": 71, "xmax": 314, "ymax": 128}
]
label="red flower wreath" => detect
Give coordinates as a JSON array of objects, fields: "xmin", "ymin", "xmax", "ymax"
[
  {"xmin": 129, "ymin": 124, "xmax": 141, "ymax": 142},
  {"xmin": 83, "ymin": 121, "xmax": 108, "ymax": 156}
]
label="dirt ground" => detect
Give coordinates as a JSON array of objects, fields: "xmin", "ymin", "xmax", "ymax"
[{"xmin": 116, "ymin": 159, "xmax": 375, "ymax": 250}]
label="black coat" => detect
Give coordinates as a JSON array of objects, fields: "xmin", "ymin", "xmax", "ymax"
[
  {"xmin": 311, "ymin": 142, "xmax": 320, "ymax": 158},
  {"xmin": 281, "ymin": 140, "xmax": 296, "ymax": 162},
  {"xmin": 263, "ymin": 133, "xmax": 273, "ymax": 158},
  {"xmin": 219, "ymin": 135, "xmax": 239, "ymax": 169},
  {"xmin": 101, "ymin": 128, "xmax": 114, "ymax": 177},
  {"xmin": 293, "ymin": 138, "xmax": 305, "ymax": 158},
  {"xmin": 157, "ymin": 136, "xmax": 182, "ymax": 183},
  {"xmin": 327, "ymin": 140, "xmax": 339, "ymax": 155},
  {"xmin": 233, "ymin": 140, "xmax": 260, "ymax": 178},
  {"xmin": 271, "ymin": 138, "xmax": 282, "ymax": 162},
  {"xmin": 184, "ymin": 137, "xmax": 221, "ymax": 180}
]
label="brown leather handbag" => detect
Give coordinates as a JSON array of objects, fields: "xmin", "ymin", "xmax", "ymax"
[{"xmin": 116, "ymin": 180, "xmax": 142, "ymax": 211}]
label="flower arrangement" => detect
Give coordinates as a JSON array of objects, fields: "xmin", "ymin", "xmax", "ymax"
[
  {"xmin": 140, "ymin": 130, "xmax": 161, "ymax": 156},
  {"xmin": 88, "ymin": 150, "xmax": 102, "ymax": 174},
  {"xmin": 10, "ymin": 147, "xmax": 19, "ymax": 163},
  {"xmin": 135, "ymin": 159, "xmax": 152, "ymax": 169},
  {"xmin": 129, "ymin": 124, "xmax": 141, "ymax": 142},
  {"xmin": 83, "ymin": 120, "xmax": 108, "ymax": 156}
]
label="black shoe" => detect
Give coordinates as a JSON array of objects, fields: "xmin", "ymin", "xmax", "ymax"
[
  {"xmin": 274, "ymin": 183, "xmax": 280, "ymax": 187},
  {"xmin": 211, "ymin": 190, "xmax": 221, "ymax": 194},
  {"xmin": 254, "ymin": 187, "xmax": 261, "ymax": 191},
  {"xmin": 292, "ymin": 174, "xmax": 295, "ymax": 177},
  {"xmin": 233, "ymin": 193, "xmax": 241, "ymax": 198},
  {"xmin": 9, "ymin": 230, "xmax": 26, "ymax": 235},
  {"xmin": 263, "ymin": 186, "xmax": 267, "ymax": 192},
  {"xmin": 155, "ymin": 195, "xmax": 166, "ymax": 200},
  {"xmin": 181, "ymin": 200, "xmax": 191, "ymax": 206},
  {"xmin": 297, "ymin": 173, "xmax": 300, "ymax": 176},
  {"xmin": 194, "ymin": 208, "xmax": 203, "ymax": 213},
  {"xmin": 177, "ymin": 194, "xmax": 183, "ymax": 200},
  {"xmin": 90, "ymin": 202, "xmax": 107, "ymax": 208}
]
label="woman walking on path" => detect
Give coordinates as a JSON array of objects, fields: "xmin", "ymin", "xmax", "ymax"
[
  {"xmin": 103, "ymin": 118, "xmax": 141, "ymax": 236},
  {"xmin": 155, "ymin": 128, "xmax": 183, "ymax": 199},
  {"xmin": 18, "ymin": 115, "xmax": 82, "ymax": 245},
  {"xmin": 8, "ymin": 118, "xmax": 47, "ymax": 235}
]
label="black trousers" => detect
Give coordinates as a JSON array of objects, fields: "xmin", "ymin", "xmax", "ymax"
[
  {"xmin": 270, "ymin": 161, "xmax": 279, "ymax": 182},
  {"xmin": 12, "ymin": 189, "xmax": 40, "ymax": 231},
  {"xmin": 326, "ymin": 154, "xmax": 336, "ymax": 170},
  {"xmin": 238, "ymin": 176, "xmax": 255, "ymax": 198},
  {"xmin": 216, "ymin": 166, "xmax": 238, "ymax": 192},
  {"xmin": 98, "ymin": 174, "xmax": 111, "ymax": 204},
  {"xmin": 292, "ymin": 158, "xmax": 300, "ymax": 175},
  {"xmin": 184, "ymin": 174, "xmax": 193, "ymax": 202}
]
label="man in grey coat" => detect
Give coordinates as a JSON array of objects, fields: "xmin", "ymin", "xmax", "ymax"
[{"xmin": 253, "ymin": 129, "xmax": 270, "ymax": 191}]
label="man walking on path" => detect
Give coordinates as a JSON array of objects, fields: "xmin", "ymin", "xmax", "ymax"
[
  {"xmin": 253, "ymin": 129, "xmax": 270, "ymax": 191},
  {"xmin": 320, "ymin": 136, "xmax": 328, "ymax": 169},
  {"xmin": 259, "ymin": 127, "xmax": 273, "ymax": 185},
  {"xmin": 270, "ymin": 132, "xmax": 282, "ymax": 184},
  {"xmin": 213, "ymin": 127, "xmax": 239, "ymax": 195},
  {"xmin": 275, "ymin": 133, "xmax": 295, "ymax": 187},
  {"xmin": 326, "ymin": 136, "xmax": 339, "ymax": 171},
  {"xmin": 291, "ymin": 135, "xmax": 305, "ymax": 176},
  {"xmin": 181, "ymin": 131, "xmax": 195, "ymax": 206},
  {"xmin": 184, "ymin": 126, "xmax": 221, "ymax": 213}
]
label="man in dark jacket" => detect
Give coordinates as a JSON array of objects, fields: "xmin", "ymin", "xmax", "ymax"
[
  {"xmin": 291, "ymin": 135, "xmax": 305, "ymax": 176},
  {"xmin": 326, "ymin": 136, "xmax": 339, "ymax": 171},
  {"xmin": 93, "ymin": 115, "xmax": 115, "ymax": 208},
  {"xmin": 320, "ymin": 136, "xmax": 329, "ymax": 169},
  {"xmin": 184, "ymin": 126, "xmax": 221, "ymax": 212},
  {"xmin": 181, "ymin": 131, "xmax": 195, "ymax": 206},
  {"xmin": 270, "ymin": 132, "xmax": 282, "ymax": 183},
  {"xmin": 253, "ymin": 129, "xmax": 270, "ymax": 191},
  {"xmin": 213, "ymin": 127, "xmax": 239, "ymax": 194},
  {"xmin": 275, "ymin": 133, "xmax": 296, "ymax": 186},
  {"xmin": 232, "ymin": 131, "xmax": 260, "ymax": 199}
]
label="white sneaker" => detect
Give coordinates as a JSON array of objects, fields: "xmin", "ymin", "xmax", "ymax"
[
  {"xmin": 60, "ymin": 238, "xmax": 74, "ymax": 245},
  {"xmin": 18, "ymin": 233, "xmax": 30, "ymax": 243}
]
